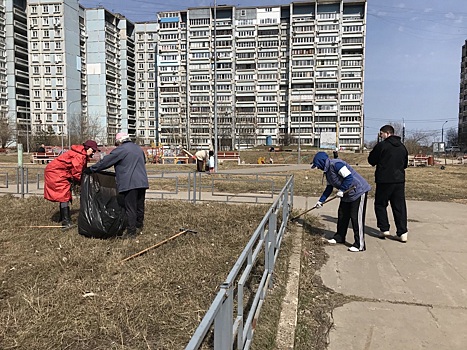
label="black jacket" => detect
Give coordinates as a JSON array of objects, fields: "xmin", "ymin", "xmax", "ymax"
[{"xmin": 368, "ymin": 135, "xmax": 408, "ymax": 184}]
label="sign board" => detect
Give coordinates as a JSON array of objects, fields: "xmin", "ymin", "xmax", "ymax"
[
  {"xmin": 320, "ymin": 132, "xmax": 337, "ymax": 149},
  {"xmin": 432, "ymin": 142, "xmax": 445, "ymax": 153}
]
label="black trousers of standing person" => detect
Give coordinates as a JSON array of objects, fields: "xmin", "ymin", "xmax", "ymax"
[
  {"xmin": 196, "ymin": 159, "xmax": 205, "ymax": 172},
  {"xmin": 122, "ymin": 188, "xmax": 146, "ymax": 235},
  {"xmin": 374, "ymin": 182, "xmax": 408, "ymax": 236},
  {"xmin": 334, "ymin": 192, "xmax": 368, "ymax": 251}
]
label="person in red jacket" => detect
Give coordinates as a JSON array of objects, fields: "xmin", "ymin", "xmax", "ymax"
[{"xmin": 44, "ymin": 140, "xmax": 99, "ymax": 229}]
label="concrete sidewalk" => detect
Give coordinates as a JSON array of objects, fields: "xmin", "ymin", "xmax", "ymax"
[{"xmin": 306, "ymin": 198, "xmax": 467, "ymax": 350}]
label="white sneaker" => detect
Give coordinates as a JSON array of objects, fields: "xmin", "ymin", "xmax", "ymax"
[
  {"xmin": 396, "ymin": 233, "xmax": 408, "ymax": 243},
  {"xmin": 348, "ymin": 246, "xmax": 361, "ymax": 252},
  {"xmin": 327, "ymin": 239, "xmax": 337, "ymax": 244},
  {"xmin": 379, "ymin": 231, "xmax": 390, "ymax": 238}
]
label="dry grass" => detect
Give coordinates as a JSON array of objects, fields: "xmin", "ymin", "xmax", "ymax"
[{"xmin": 0, "ymin": 196, "xmax": 268, "ymax": 349}]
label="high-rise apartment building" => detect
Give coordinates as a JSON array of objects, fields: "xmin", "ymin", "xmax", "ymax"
[
  {"xmin": 1, "ymin": 0, "xmax": 366, "ymax": 150},
  {"xmin": 135, "ymin": 21, "xmax": 157, "ymax": 145},
  {"xmin": 4, "ymin": 0, "xmax": 30, "ymax": 147},
  {"xmin": 157, "ymin": 0, "xmax": 367, "ymax": 150},
  {"xmin": 27, "ymin": 0, "xmax": 85, "ymax": 148},
  {"xmin": 459, "ymin": 41, "xmax": 467, "ymax": 149},
  {"xmin": 85, "ymin": 8, "xmax": 137, "ymax": 145}
]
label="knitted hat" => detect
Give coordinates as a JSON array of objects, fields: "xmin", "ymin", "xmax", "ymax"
[{"xmin": 83, "ymin": 140, "xmax": 99, "ymax": 152}]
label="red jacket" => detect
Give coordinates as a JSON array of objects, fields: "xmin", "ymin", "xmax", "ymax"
[{"xmin": 44, "ymin": 145, "xmax": 88, "ymax": 203}]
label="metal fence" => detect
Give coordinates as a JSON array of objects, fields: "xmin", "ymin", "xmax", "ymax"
[{"xmin": 185, "ymin": 175, "xmax": 294, "ymax": 349}]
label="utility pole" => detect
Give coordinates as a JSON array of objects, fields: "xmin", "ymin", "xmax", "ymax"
[
  {"xmin": 213, "ymin": 0, "xmax": 218, "ymax": 171},
  {"xmin": 155, "ymin": 39, "xmax": 160, "ymax": 146},
  {"xmin": 402, "ymin": 118, "xmax": 405, "ymax": 143}
]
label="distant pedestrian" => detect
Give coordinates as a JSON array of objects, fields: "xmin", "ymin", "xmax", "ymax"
[
  {"xmin": 311, "ymin": 151, "xmax": 371, "ymax": 252},
  {"xmin": 208, "ymin": 154, "xmax": 215, "ymax": 173},
  {"xmin": 195, "ymin": 150, "xmax": 212, "ymax": 172},
  {"xmin": 44, "ymin": 140, "xmax": 99, "ymax": 229},
  {"xmin": 333, "ymin": 148, "xmax": 339, "ymax": 159},
  {"xmin": 368, "ymin": 124, "xmax": 409, "ymax": 242},
  {"xmin": 85, "ymin": 132, "xmax": 149, "ymax": 239},
  {"xmin": 37, "ymin": 144, "xmax": 46, "ymax": 164}
]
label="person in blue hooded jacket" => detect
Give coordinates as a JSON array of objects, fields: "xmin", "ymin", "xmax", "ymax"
[{"xmin": 311, "ymin": 151, "xmax": 371, "ymax": 252}]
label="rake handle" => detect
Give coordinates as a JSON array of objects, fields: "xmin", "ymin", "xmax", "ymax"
[
  {"xmin": 291, "ymin": 186, "xmax": 355, "ymax": 221},
  {"xmin": 121, "ymin": 229, "xmax": 190, "ymax": 262}
]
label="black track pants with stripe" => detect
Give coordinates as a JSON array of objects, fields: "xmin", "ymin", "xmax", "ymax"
[{"xmin": 334, "ymin": 192, "xmax": 368, "ymax": 250}]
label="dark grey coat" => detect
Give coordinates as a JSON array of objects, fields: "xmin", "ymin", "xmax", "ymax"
[{"xmin": 90, "ymin": 141, "xmax": 149, "ymax": 193}]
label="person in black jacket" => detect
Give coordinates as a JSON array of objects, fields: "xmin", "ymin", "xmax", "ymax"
[
  {"xmin": 85, "ymin": 132, "xmax": 149, "ymax": 239},
  {"xmin": 368, "ymin": 125, "xmax": 409, "ymax": 242}
]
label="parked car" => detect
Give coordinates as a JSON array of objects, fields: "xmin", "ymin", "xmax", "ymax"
[{"xmin": 445, "ymin": 146, "xmax": 461, "ymax": 152}]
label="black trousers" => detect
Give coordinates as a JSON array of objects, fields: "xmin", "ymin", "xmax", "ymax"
[
  {"xmin": 334, "ymin": 192, "xmax": 368, "ymax": 250},
  {"xmin": 374, "ymin": 182, "xmax": 408, "ymax": 235},
  {"xmin": 122, "ymin": 188, "xmax": 146, "ymax": 234},
  {"xmin": 196, "ymin": 159, "xmax": 205, "ymax": 172}
]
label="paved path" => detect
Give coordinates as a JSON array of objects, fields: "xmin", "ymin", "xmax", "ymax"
[{"xmin": 302, "ymin": 198, "xmax": 467, "ymax": 350}]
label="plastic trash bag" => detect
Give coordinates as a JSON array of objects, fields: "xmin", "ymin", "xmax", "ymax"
[{"xmin": 78, "ymin": 171, "xmax": 127, "ymax": 239}]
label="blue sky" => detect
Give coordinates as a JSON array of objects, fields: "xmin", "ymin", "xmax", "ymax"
[{"xmin": 79, "ymin": 0, "xmax": 467, "ymax": 143}]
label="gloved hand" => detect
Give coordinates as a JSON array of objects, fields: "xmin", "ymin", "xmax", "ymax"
[
  {"xmin": 336, "ymin": 190, "xmax": 344, "ymax": 198},
  {"xmin": 83, "ymin": 167, "xmax": 93, "ymax": 175},
  {"xmin": 315, "ymin": 201, "xmax": 323, "ymax": 209}
]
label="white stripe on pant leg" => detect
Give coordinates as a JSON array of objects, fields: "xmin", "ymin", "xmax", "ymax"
[{"xmin": 357, "ymin": 192, "xmax": 366, "ymax": 250}]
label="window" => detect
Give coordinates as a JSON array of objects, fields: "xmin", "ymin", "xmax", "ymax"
[
  {"xmin": 43, "ymin": 42, "xmax": 50, "ymax": 50},
  {"xmin": 42, "ymin": 17, "xmax": 49, "ymax": 26},
  {"xmin": 43, "ymin": 30, "xmax": 50, "ymax": 38},
  {"xmin": 45, "ymin": 66, "xmax": 51, "ymax": 74},
  {"xmin": 42, "ymin": 5, "xmax": 49, "ymax": 13},
  {"xmin": 33, "ymin": 66, "xmax": 39, "ymax": 74},
  {"xmin": 55, "ymin": 42, "xmax": 61, "ymax": 50},
  {"xmin": 54, "ymin": 5, "xmax": 60, "ymax": 13},
  {"xmin": 31, "ymin": 31, "xmax": 38, "ymax": 38}
]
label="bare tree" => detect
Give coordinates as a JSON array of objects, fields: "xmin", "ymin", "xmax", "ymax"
[
  {"xmin": 68, "ymin": 112, "xmax": 105, "ymax": 145},
  {"xmin": 445, "ymin": 127, "xmax": 458, "ymax": 146},
  {"xmin": 0, "ymin": 114, "xmax": 15, "ymax": 148}
]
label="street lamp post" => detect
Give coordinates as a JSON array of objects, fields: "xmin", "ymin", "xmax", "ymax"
[{"xmin": 441, "ymin": 120, "xmax": 448, "ymax": 143}]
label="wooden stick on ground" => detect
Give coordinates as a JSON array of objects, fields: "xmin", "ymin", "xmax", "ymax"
[{"xmin": 121, "ymin": 228, "xmax": 197, "ymax": 263}]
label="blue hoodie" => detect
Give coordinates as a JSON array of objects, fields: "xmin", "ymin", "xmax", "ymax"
[{"xmin": 311, "ymin": 152, "xmax": 371, "ymax": 202}]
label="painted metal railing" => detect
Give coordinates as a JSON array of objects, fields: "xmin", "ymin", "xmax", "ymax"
[{"xmin": 185, "ymin": 175, "xmax": 294, "ymax": 349}]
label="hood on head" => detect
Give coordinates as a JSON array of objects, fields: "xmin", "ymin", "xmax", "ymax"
[{"xmin": 311, "ymin": 152, "xmax": 329, "ymax": 170}]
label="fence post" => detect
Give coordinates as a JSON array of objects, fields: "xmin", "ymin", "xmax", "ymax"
[
  {"xmin": 267, "ymin": 211, "xmax": 277, "ymax": 289},
  {"xmin": 17, "ymin": 144, "xmax": 24, "ymax": 198},
  {"xmin": 192, "ymin": 172, "xmax": 197, "ymax": 203},
  {"xmin": 214, "ymin": 283, "xmax": 234, "ymax": 349}
]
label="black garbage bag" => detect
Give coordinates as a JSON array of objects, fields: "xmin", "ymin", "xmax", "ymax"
[{"xmin": 78, "ymin": 171, "xmax": 127, "ymax": 239}]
